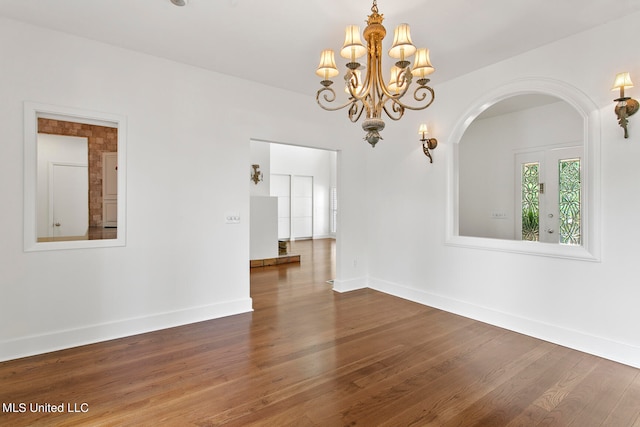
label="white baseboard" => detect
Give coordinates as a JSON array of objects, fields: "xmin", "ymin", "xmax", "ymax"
[
  {"xmin": 332, "ymin": 276, "xmax": 368, "ymax": 293},
  {"xmin": 0, "ymin": 298, "xmax": 253, "ymax": 362},
  {"xmin": 368, "ymin": 277, "xmax": 640, "ymax": 369}
]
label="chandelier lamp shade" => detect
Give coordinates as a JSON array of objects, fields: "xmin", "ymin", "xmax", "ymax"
[{"xmin": 315, "ymin": 0, "xmax": 435, "ymax": 147}]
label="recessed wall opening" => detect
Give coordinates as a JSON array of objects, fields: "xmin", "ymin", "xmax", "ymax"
[
  {"xmin": 446, "ymin": 79, "xmax": 601, "ymax": 261},
  {"xmin": 36, "ymin": 118, "xmax": 118, "ymax": 242},
  {"xmin": 24, "ymin": 102, "xmax": 127, "ymax": 251}
]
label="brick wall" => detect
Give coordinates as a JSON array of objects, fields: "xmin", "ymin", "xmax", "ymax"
[{"xmin": 38, "ymin": 118, "xmax": 118, "ymax": 227}]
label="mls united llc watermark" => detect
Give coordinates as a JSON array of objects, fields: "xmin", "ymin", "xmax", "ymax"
[{"xmin": 3, "ymin": 402, "xmax": 89, "ymax": 413}]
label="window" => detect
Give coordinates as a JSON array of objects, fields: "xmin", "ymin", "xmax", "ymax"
[{"xmin": 521, "ymin": 162, "xmax": 540, "ymax": 242}]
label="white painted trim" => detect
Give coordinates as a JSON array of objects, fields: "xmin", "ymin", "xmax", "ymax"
[
  {"xmin": 368, "ymin": 277, "xmax": 640, "ymax": 369},
  {"xmin": 332, "ymin": 276, "xmax": 368, "ymax": 293},
  {"xmin": 446, "ymin": 78, "xmax": 601, "ymax": 261},
  {"xmin": 24, "ymin": 101, "xmax": 127, "ymax": 251},
  {"xmin": 312, "ymin": 234, "xmax": 334, "ymax": 240},
  {"xmin": 0, "ymin": 298, "xmax": 253, "ymax": 362}
]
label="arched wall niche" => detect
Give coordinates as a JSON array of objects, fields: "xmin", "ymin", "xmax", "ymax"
[{"xmin": 446, "ymin": 78, "xmax": 601, "ymax": 261}]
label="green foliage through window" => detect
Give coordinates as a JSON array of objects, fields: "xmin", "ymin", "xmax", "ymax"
[
  {"xmin": 521, "ymin": 162, "xmax": 539, "ymax": 241},
  {"xmin": 559, "ymin": 159, "xmax": 581, "ymax": 245}
]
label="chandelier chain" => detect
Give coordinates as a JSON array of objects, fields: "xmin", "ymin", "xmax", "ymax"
[{"xmin": 371, "ymin": 0, "xmax": 378, "ymax": 14}]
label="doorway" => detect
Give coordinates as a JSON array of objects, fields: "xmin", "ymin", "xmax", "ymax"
[
  {"xmin": 249, "ymin": 140, "xmax": 337, "ymax": 263},
  {"xmin": 515, "ymin": 145, "xmax": 582, "ymax": 244}
]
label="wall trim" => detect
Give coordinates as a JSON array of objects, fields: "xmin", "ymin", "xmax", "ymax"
[
  {"xmin": 0, "ymin": 298, "xmax": 253, "ymax": 362},
  {"xmin": 332, "ymin": 276, "xmax": 368, "ymax": 293},
  {"xmin": 368, "ymin": 277, "xmax": 640, "ymax": 369}
]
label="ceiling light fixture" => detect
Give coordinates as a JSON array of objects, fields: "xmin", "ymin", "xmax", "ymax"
[{"xmin": 315, "ymin": 0, "xmax": 435, "ymax": 147}]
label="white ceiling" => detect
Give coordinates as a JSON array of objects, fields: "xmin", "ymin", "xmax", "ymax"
[{"xmin": 1, "ymin": 0, "xmax": 639, "ymax": 96}]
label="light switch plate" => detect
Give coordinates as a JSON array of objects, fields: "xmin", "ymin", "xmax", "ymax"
[{"xmin": 225, "ymin": 213, "xmax": 240, "ymax": 224}]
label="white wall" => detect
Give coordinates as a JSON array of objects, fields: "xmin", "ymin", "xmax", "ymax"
[
  {"xmin": 249, "ymin": 196, "xmax": 278, "ymax": 260},
  {"xmin": 0, "ymin": 18, "xmax": 368, "ymax": 361},
  {"xmin": 364, "ymin": 11, "xmax": 640, "ymax": 368}
]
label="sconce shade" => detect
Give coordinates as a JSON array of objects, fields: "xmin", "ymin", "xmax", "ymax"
[
  {"xmin": 389, "ymin": 23, "xmax": 417, "ymax": 59},
  {"xmin": 418, "ymin": 123, "xmax": 428, "ymax": 137},
  {"xmin": 612, "ymin": 72, "xmax": 634, "ymax": 90},
  {"xmin": 316, "ymin": 49, "xmax": 339, "ymax": 79},
  {"xmin": 340, "ymin": 26, "xmax": 367, "ymax": 60},
  {"xmin": 412, "ymin": 48, "xmax": 435, "ymax": 78},
  {"xmin": 387, "ymin": 66, "xmax": 405, "ymax": 94}
]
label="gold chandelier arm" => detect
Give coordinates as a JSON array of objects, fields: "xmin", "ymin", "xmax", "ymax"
[
  {"xmin": 379, "ymin": 66, "xmax": 412, "ymax": 101},
  {"xmin": 405, "ymin": 84, "xmax": 436, "ymax": 110},
  {"xmin": 348, "ymin": 100, "xmax": 366, "ymax": 122},
  {"xmin": 316, "ymin": 86, "xmax": 361, "ymax": 112},
  {"xmin": 383, "ymin": 84, "xmax": 435, "ymax": 119},
  {"xmin": 382, "ymin": 99, "xmax": 405, "ymax": 121}
]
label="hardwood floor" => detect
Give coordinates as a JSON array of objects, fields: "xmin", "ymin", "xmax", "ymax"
[{"xmin": 1, "ymin": 238, "xmax": 639, "ymax": 426}]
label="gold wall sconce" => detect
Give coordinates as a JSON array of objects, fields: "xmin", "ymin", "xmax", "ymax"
[
  {"xmin": 612, "ymin": 72, "xmax": 639, "ymax": 138},
  {"xmin": 250, "ymin": 164, "xmax": 263, "ymax": 185},
  {"xmin": 418, "ymin": 124, "xmax": 438, "ymax": 163}
]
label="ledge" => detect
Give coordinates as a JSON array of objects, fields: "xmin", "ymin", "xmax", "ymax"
[{"xmin": 250, "ymin": 254, "xmax": 301, "ymax": 268}]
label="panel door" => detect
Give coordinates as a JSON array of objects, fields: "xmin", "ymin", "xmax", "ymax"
[
  {"xmin": 51, "ymin": 163, "xmax": 88, "ymax": 238},
  {"xmin": 102, "ymin": 152, "xmax": 118, "ymax": 227}
]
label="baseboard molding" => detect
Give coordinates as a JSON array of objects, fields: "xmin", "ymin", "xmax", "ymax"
[
  {"xmin": 332, "ymin": 276, "xmax": 368, "ymax": 293},
  {"xmin": 0, "ymin": 298, "xmax": 253, "ymax": 362},
  {"xmin": 368, "ymin": 277, "xmax": 640, "ymax": 369}
]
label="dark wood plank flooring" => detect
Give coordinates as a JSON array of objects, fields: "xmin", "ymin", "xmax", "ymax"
[{"xmin": 1, "ymin": 238, "xmax": 639, "ymax": 426}]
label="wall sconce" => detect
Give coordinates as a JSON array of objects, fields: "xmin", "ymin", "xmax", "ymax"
[
  {"xmin": 250, "ymin": 164, "xmax": 263, "ymax": 185},
  {"xmin": 612, "ymin": 72, "xmax": 639, "ymax": 138},
  {"xmin": 418, "ymin": 124, "xmax": 438, "ymax": 163}
]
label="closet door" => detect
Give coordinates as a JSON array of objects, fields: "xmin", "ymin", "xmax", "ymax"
[{"xmin": 291, "ymin": 175, "xmax": 313, "ymax": 239}]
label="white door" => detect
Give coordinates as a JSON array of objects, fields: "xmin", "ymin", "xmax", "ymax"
[
  {"xmin": 515, "ymin": 146, "xmax": 582, "ymax": 244},
  {"xmin": 102, "ymin": 152, "xmax": 118, "ymax": 227},
  {"xmin": 291, "ymin": 175, "xmax": 313, "ymax": 239},
  {"xmin": 271, "ymin": 174, "xmax": 291, "ymax": 240},
  {"xmin": 50, "ymin": 163, "xmax": 88, "ymax": 238}
]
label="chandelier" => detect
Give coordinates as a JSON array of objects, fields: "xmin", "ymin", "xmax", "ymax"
[{"xmin": 315, "ymin": 0, "xmax": 435, "ymax": 147}]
